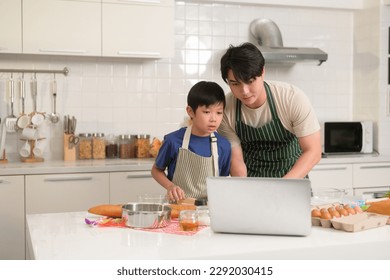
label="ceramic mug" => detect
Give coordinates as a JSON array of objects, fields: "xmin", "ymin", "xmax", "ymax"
[
  {"xmin": 16, "ymin": 115, "xmax": 30, "ymax": 129},
  {"xmin": 19, "ymin": 140, "xmax": 31, "ymax": 157},
  {"xmin": 22, "ymin": 127, "xmax": 38, "ymax": 140},
  {"xmin": 33, "ymin": 139, "xmax": 47, "ymax": 157},
  {"xmin": 31, "ymin": 113, "xmax": 45, "ymax": 126}
]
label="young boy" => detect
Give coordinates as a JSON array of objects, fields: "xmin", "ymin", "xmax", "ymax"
[{"xmin": 151, "ymin": 81, "xmax": 231, "ymax": 201}]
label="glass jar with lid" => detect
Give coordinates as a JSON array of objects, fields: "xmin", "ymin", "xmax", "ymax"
[
  {"xmin": 78, "ymin": 133, "xmax": 92, "ymax": 160},
  {"xmin": 92, "ymin": 133, "xmax": 106, "ymax": 159},
  {"xmin": 136, "ymin": 134, "xmax": 150, "ymax": 158},
  {"xmin": 118, "ymin": 134, "xmax": 130, "ymax": 159},
  {"xmin": 105, "ymin": 134, "xmax": 118, "ymax": 158},
  {"xmin": 128, "ymin": 134, "xmax": 137, "ymax": 158}
]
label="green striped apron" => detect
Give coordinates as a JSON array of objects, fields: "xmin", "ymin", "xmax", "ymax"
[
  {"xmin": 235, "ymin": 82, "xmax": 302, "ymax": 177},
  {"xmin": 172, "ymin": 126, "xmax": 219, "ymax": 199}
]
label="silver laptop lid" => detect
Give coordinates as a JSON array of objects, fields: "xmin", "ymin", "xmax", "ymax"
[{"xmin": 206, "ymin": 177, "xmax": 312, "ymax": 236}]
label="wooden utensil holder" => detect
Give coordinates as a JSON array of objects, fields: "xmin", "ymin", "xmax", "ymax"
[
  {"xmin": 20, "ymin": 139, "xmax": 44, "ymax": 163},
  {"xmin": 64, "ymin": 133, "xmax": 76, "ymax": 161}
]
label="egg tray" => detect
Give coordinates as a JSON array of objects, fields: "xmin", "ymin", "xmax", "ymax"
[{"xmin": 312, "ymin": 212, "xmax": 388, "ymax": 232}]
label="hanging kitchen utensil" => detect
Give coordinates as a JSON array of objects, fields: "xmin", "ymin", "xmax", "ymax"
[
  {"xmin": 30, "ymin": 73, "xmax": 38, "ymax": 113},
  {"xmin": 16, "ymin": 74, "xmax": 30, "ymax": 130},
  {"xmin": 50, "ymin": 75, "xmax": 59, "ymax": 123},
  {"xmin": 0, "ymin": 122, "xmax": 7, "ymax": 162},
  {"xmin": 5, "ymin": 74, "xmax": 18, "ymax": 133}
]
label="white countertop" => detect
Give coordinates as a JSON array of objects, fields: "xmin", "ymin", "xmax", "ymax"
[
  {"xmin": 26, "ymin": 211, "xmax": 390, "ymax": 260},
  {"xmin": 0, "ymin": 158, "xmax": 155, "ymax": 175},
  {"xmin": 2, "ymin": 154, "xmax": 390, "ymax": 176}
]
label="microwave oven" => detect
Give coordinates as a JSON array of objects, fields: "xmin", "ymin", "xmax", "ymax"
[{"xmin": 322, "ymin": 121, "xmax": 373, "ymax": 154}]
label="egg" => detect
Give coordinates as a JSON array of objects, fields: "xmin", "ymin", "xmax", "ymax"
[
  {"xmin": 354, "ymin": 205, "xmax": 363, "ymax": 213},
  {"xmin": 320, "ymin": 210, "xmax": 332, "ymax": 220},
  {"xmin": 338, "ymin": 208, "xmax": 349, "ymax": 216},
  {"xmin": 311, "ymin": 209, "xmax": 322, "ymax": 218},
  {"xmin": 344, "ymin": 204, "xmax": 356, "ymax": 215},
  {"xmin": 328, "ymin": 207, "xmax": 341, "ymax": 218}
]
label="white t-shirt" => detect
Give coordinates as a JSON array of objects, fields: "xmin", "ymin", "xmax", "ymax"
[{"xmin": 218, "ymin": 80, "xmax": 320, "ymax": 147}]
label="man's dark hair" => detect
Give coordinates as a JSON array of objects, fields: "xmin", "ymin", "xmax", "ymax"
[
  {"xmin": 220, "ymin": 42, "xmax": 265, "ymax": 84},
  {"xmin": 187, "ymin": 81, "xmax": 226, "ymax": 112}
]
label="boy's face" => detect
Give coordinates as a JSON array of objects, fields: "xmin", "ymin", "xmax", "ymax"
[{"xmin": 186, "ymin": 103, "xmax": 224, "ymax": 136}]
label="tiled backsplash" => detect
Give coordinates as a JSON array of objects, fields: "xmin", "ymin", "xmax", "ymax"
[{"xmin": 0, "ymin": 2, "xmax": 358, "ymax": 160}]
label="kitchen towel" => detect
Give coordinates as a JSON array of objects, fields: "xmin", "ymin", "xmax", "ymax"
[{"xmin": 85, "ymin": 217, "xmax": 206, "ymax": 236}]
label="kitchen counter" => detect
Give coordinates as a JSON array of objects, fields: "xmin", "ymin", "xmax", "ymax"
[
  {"xmin": 0, "ymin": 158, "xmax": 155, "ymax": 175},
  {"xmin": 2, "ymin": 154, "xmax": 390, "ymax": 176},
  {"xmin": 26, "ymin": 211, "xmax": 390, "ymax": 260}
]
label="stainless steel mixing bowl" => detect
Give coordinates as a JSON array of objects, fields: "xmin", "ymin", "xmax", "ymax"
[{"xmin": 122, "ymin": 203, "xmax": 171, "ymax": 229}]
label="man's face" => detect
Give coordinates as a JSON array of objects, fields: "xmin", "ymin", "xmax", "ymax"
[{"xmin": 226, "ymin": 69, "xmax": 266, "ymax": 109}]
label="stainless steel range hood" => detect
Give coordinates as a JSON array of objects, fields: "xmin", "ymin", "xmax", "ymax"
[{"xmin": 250, "ymin": 19, "xmax": 328, "ymax": 65}]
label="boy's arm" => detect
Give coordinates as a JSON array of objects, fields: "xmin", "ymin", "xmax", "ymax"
[{"xmin": 151, "ymin": 164, "xmax": 185, "ymax": 201}]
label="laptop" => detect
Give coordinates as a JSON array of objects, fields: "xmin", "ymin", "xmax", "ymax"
[{"xmin": 206, "ymin": 177, "xmax": 312, "ymax": 236}]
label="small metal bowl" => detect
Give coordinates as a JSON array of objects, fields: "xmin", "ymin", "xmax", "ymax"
[{"xmin": 122, "ymin": 203, "xmax": 171, "ymax": 229}]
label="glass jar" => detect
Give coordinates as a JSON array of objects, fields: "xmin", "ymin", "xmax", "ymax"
[
  {"xmin": 105, "ymin": 134, "xmax": 118, "ymax": 158},
  {"xmin": 78, "ymin": 133, "xmax": 92, "ymax": 160},
  {"xmin": 136, "ymin": 134, "xmax": 150, "ymax": 158},
  {"xmin": 118, "ymin": 134, "xmax": 130, "ymax": 159},
  {"xmin": 128, "ymin": 134, "xmax": 137, "ymax": 158},
  {"xmin": 92, "ymin": 133, "xmax": 106, "ymax": 159}
]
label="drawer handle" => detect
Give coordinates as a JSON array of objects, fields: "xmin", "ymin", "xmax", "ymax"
[
  {"xmin": 126, "ymin": 174, "xmax": 152, "ymax": 179},
  {"xmin": 116, "ymin": 0, "xmax": 162, "ymax": 4},
  {"xmin": 360, "ymin": 165, "xmax": 390, "ymax": 169},
  {"xmin": 117, "ymin": 51, "xmax": 161, "ymax": 57},
  {"xmin": 313, "ymin": 166, "xmax": 347, "ymax": 171},
  {"xmin": 39, "ymin": 48, "xmax": 88, "ymax": 54},
  {"xmin": 44, "ymin": 176, "xmax": 93, "ymax": 182},
  {"xmin": 0, "ymin": 179, "xmax": 9, "ymax": 184}
]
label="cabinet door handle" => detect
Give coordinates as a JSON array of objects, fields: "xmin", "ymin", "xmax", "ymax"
[
  {"xmin": 359, "ymin": 165, "xmax": 390, "ymax": 169},
  {"xmin": 312, "ymin": 166, "xmax": 348, "ymax": 171},
  {"xmin": 39, "ymin": 48, "xmax": 88, "ymax": 54},
  {"xmin": 126, "ymin": 174, "xmax": 152, "ymax": 179},
  {"xmin": 116, "ymin": 0, "xmax": 162, "ymax": 4},
  {"xmin": 44, "ymin": 176, "xmax": 93, "ymax": 182},
  {"xmin": 0, "ymin": 179, "xmax": 10, "ymax": 184},
  {"xmin": 117, "ymin": 51, "xmax": 161, "ymax": 57}
]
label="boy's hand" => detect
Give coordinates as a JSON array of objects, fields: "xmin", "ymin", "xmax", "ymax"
[{"xmin": 166, "ymin": 184, "xmax": 186, "ymax": 202}]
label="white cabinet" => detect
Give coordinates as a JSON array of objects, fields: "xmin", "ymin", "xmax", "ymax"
[
  {"xmin": 23, "ymin": 0, "xmax": 101, "ymax": 56},
  {"xmin": 102, "ymin": 0, "xmax": 174, "ymax": 58},
  {"xmin": 353, "ymin": 162, "xmax": 390, "ymax": 188},
  {"xmin": 26, "ymin": 173, "xmax": 109, "ymax": 214},
  {"xmin": 0, "ymin": 175, "xmax": 25, "ymax": 260},
  {"xmin": 310, "ymin": 160, "xmax": 390, "ymax": 197},
  {"xmin": 309, "ymin": 163, "xmax": 353, "ymax": 194},
  {"xmin": 0, "ymin": 0, "xmax": 22, "ymax": 53},
  {"xmin": 110, "ymin": 171, "xmax": 166, "ymax": 204}
]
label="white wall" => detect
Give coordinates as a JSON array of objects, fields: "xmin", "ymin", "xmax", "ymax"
[{"xmin": 0, "ymin": 1, "xmax": 357, "ymax": 160}]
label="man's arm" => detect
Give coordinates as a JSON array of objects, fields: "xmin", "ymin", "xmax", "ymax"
[
  {"xmin": 283, "ymin": 131, "xmax": 322, "ymax": 179},
  {"xmin": 230, "ymin": 145, "xmax": 247, "ymax": 177}
]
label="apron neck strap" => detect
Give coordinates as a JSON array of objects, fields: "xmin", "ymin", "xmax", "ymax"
[{"xmin": 182, "ymin": 126, "xmax": 219, "ymax": 176}]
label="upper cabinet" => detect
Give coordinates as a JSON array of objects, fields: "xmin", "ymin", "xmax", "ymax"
[
  {"xmin": 102, "ymin": 0, "xmax": 174, "ymax": 58},
  {"xmin": 23, "ymin": 0, "xmax": 101, "ymax": 56},
  {"xmin": 0, "ymin": 0, "xmax": 22, "ymax": 54},
  {"xmin": 2, "ymin": 0, "xmax": 174, "ymax": 58}
]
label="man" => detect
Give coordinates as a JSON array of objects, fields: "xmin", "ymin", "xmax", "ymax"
[{"xmin": 218, "ymin": 42, "xmax": 321, "ymax": 178}]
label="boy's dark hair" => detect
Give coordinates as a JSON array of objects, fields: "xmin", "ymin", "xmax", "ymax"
[
  {"xmin": 187, "ymin": 81, "xmax": 226, "ymax": 112},
  {"xmin": 220, "ymin": 42, "xmax": 265, "ymax": 84}
]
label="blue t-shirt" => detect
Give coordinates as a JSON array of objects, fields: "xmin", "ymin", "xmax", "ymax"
[{"xmin": 154, "ymin": 127, "xmax": 231, "ymax": 180}]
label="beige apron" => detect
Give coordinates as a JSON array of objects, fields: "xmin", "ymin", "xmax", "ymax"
[{"xmin": 171, "ymin": 126, "xmax": 219, "ymax": 199}]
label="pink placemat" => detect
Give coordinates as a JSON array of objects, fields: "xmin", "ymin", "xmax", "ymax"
[{"xmin": 85, "ymin": 217, "xmax": 206, "ymax": 236}]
